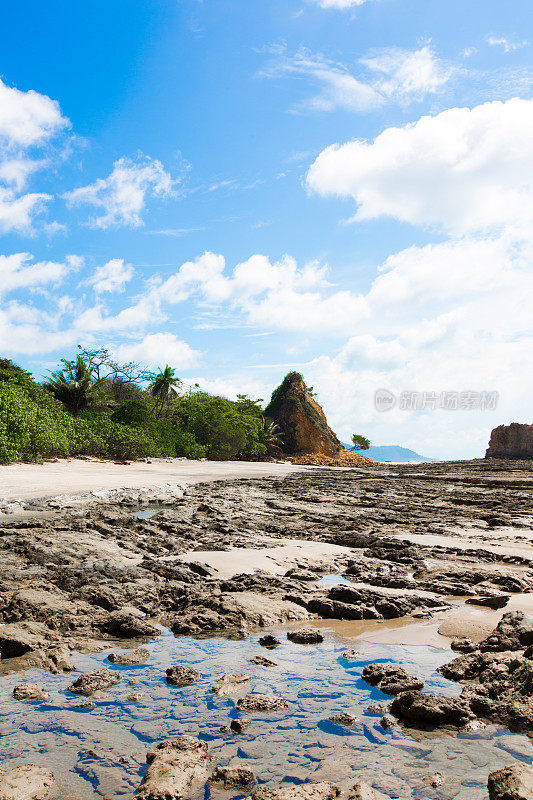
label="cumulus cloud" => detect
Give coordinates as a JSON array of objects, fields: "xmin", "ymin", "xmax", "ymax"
[
  {"xmin": 65, "ymin": 154, "xmax": 175, "ymax": 229},
  {"xmin": 0, "ymin": 78, "xmax": 68, "ymax": 148},
  {"xmin": 88, "ymin": 258, "xmax": 134, "ymax": 294},
  {"xmin": 262, "ymin": 46, "xmax": 451, "ymax": 113},
  {"xmin": 307, "ymin": 97, "xmax": 533, "ymax": 235},
  {"xmin": 0, "ymin": 252, "xmax": 79, "ymax": 296},
  {"xmin": 115, "ymin": 333, "xmax": 200, "ymax": 369},
  {"xmin": 0, "ymin": 79, "xmax": 70, "ymax": 233}
]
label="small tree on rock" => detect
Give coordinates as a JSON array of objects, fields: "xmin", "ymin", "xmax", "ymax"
[{"xmin": 351, "ymin": 434, "xmax": 370, "ymax": 452}]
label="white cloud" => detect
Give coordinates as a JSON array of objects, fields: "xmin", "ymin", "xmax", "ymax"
[
  {"xmin": 314, "ymin": 0, "xmax": 368, "ymax": 8},
  {"xmin": 487, "ymin": 36, "xmax": 527, "ymax": 53},
  {"xmin": 88, "ymin": 258, "xmax": 134, "ymax": 294},
  {"xmin": 0, "ymin": 252, "xmax": 78, "ymax": 296},
  {"xmin": 115, "ymin": 333, "xmax": 200, "ymax": 369},
  {"xmin": 0, "ymin": 79, "xmax": 68, "ymax": 149},
  {"xmin": 361, "ymin": 45, "xmax": 453, "ymax": 101},
  {"xmin": 0, "ymin": 79, "xmax": 70, "ymax": 234},
  {"xmin": 65, "ymin": 154, "xmax": 175, "ymax": 229},
  {"xmin": 307, "ymin": 97, "xmax": 533, "ymax": 235},
  {"xmin": 262, "ymin": 46, "xmax": 451, "ymax": 113}
]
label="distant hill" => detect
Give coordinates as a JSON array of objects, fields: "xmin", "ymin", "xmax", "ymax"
[{"xmin": 342, "ymin": 443, "xmax": 436, "ymax": 463}]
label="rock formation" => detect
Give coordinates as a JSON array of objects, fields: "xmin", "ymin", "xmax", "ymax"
[
  {"xmin": 486, "ymin": 423, "xmax": 533, "ymax": 459},
  {"xmin": 264, "ymin": 372, "xmax": 342, "ymax": 456}
]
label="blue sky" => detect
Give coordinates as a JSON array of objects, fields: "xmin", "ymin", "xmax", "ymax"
[{"xmin": 1, "ymin": 0, "xmax": 532, "ymax": 458}]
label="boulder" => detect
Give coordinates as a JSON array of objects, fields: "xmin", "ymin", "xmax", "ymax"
[
  {"xmin": 389, "ymin": 690, "xmax": 474, "ymax": 728},
  {"xmin": 249, "ymin": 655, "xmax": 277, "ymax": 667},
  {"xmin": 486, "ymin": 423, "xmax": 533, "ymax": 460},
  {"xmin": 230, "ymin": 718, "xmax": 251, "ymax": 734},
  {"xmin": 100, "ymin": 611, "xmax": 159, "ymax": 639},
  {"xmin": 328, "ymin": 712, "xmax": 357, "ymax": 726},
  {"xmin": 0, "ymin": 765, "xmax": 55, "ymax": 800},
  {"xmin": 0, "ymin": 624, "xmax": 42, "ymax": 659},
  {"xmin": 165, "ymin": 666, "xmax": 200, "ymax": 686},
  {"xmin": 259, "ymin": 635, "xmax": 280, "ymax": 648},
  {"xmin": 134, "ymin": 736, "xmax": 209, "ymax": 800},
  {"xmin": 237, "ymin": 693, "xmax": 288, "ymax": 712},
  {"xmin": 211, "ymin": 674, "xmax": 250, "ymax": 697},
  {"xmin": 479, "ymin": 611, "xmax": 533, "ymax": 652},
  {"xmin": 17, "ymin": 647, "xmax": 74, "ymax": 674},
  {"xmin": 13, "ymin": 684, "xmax": 49, "ymax": 702},
  {"xmin": 264, "ymin": 372, "xmax": 342, "ymax": 456},
  {"xmin": 210, "ymin": 765, "xmax": 255, "ymax": 789},
  {"xmin": 287, "ymin": 629, "xmax": 323, "ymax": 645},
  {"xmin": 466, "ymin": 595, "xmax": 510, "ymax": 610},
  {"xmin": 361, "ymin": 663, "xmax": 424, "ymax": 695},
  {"xmin": 487, "ymin": 764, "xmax": 533, "ymax": 800},
  {"xmin": 67, "ymin": 667, "xmax": 120, "ymax": 696},
  {"xmin": 108, "ymin": 647, "xmax": 150, "ymax": 666},
  {"xmin": 245, "ymin": 783, "xmax": 340, "ymax": 800}
]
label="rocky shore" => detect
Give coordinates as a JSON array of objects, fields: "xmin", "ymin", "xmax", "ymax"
[{"xmin": 1, "ymin": 457, "xmax": 533, "ymax": 799}]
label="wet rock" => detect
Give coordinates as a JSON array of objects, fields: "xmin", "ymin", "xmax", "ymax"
[
  {"xmin": 463, "ymin": 718, "xmax": 487, "ymax": 732},
  {"xmin": 70, "ymin": 700, "xmax": 95, "ymax": 710},
  {"xmin": 108, "ymin": 647, "xmax": 150, "ymax": 665},
  {"xmin": 487, "ymin": 764, "xmax": 533, "ymax": 800},
  {"xmin": 210, "ymin": 765, "xmax": 255, "ymax": 789},
  {"xmin": 127, "ymin": 692, "xmax": 145, "ymax": 702},
  {"xmin": 287, "ymin": 629, "xmax": 323, "ymax": 644},
  {"xmin": 211, "ymin": 673, "xmax": 250, "ymax": 696},
  {"xmin": 328, "ymin": 712, "xmax": 357, "ymax": 726},
  {"xmin": 17, "ymin": 646, "xmax": 74, "ymax": 674},
  {"xmin": 389, "ymin": 690, "xmax": 474, "ymax": 728},
  {"xmin": 0, "ymin": 764, "xmax": 55, "ymax": 800},
  {"xmin": 13, "ymin": 684, "xmax": 49, "ymax": 702},
  {"xmin": 237, "ymin": 693, "xmax": 288, "ymax": 712},
  {"xmin": 439, "ymin": 650, "xmax": 517, "ymax": 682},
  {"xmin": 466, "ymin": 595, "xmax": 510, "ymax": 610},
  {"xmin": 348, "ymin": 782, "xmax": 389, "ymax": 800},
  {"xmin": 361, "ymin": 663, "xmax": 424, "ymax": 695},
  {"xmin": 380, "ymin": 714, "xmax": 396, "ymax": 729},
  {"xmin": 342, "ymin": 649, "xmax": 362, "ymax": 660},
  {"xmin": 230, "ymin": 718, "xmax": 251, "ymax": 734},
  {"xmin": 166, "ymin": 665, "xmax": 200, "ymax": 686},
  {"xmin": 67, "ymin": 667, "xmax": 120, "ymax": 696},
  {"xmin": 246, "ymin": 782, "xmax": 340, "ymax": 800},
  {"xmin": 101, "ymin": 611, "xmax": 160, "ymax": 639},
  {"xmin": 134, "ymin": 736, "xmax": 210, "ymax": 800},
  {"xmin": 451, "ymin": 638, "xmax": 477, "ymax": 653},
  {"xmin": 259, "ymin": 634, "xmax": 280, "ymax": 648},
  {"xmin": 479, "ymin": 611, "xmax": 533, "ymax": 652},
  {"xmin": 365, "ymin": 703, "xmax": 388, "ymax": 715},
  {"xmin": 249, "ymin": 655, "xmax": 277, "ymax": 667}
]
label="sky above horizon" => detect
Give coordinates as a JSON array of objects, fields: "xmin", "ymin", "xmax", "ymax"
[{"xmin": 1, "ymin": 0, "xmax": 532, "ymax": 459}]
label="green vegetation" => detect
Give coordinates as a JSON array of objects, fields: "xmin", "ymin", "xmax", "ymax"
[
  {"xmin": 0, "ymin": 351, "xmax": 271, "ymax": 464},
  {"xmin": 351, "ymin": 433, "xmax": 370, "ymax": 452}
]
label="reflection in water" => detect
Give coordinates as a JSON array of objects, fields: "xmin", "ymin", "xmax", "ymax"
[{"xmin": 0, "ymin": 626, "xmax": 532, "ymax": 800}]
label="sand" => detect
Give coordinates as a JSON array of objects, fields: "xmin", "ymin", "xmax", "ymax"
[{"xmin": 0, "ymin": 457, "xmax": 303, "ymax": 503}]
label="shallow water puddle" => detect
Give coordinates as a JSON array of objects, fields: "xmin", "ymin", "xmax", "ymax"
[{"xmin": 1, "ymin": 627, "xmax": 532, "ymax": 800}]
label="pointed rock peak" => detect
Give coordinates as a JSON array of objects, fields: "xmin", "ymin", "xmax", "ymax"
[{"xmin": 264, "ymin": 372, "xmax": 342, "ymax": 456}]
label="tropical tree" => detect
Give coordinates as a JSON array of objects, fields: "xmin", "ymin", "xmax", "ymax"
[
  {"xmin": 351, "ymin": 433, "xmax": 370, "ymax": 452},
  {"xmin": 260, "ymin": 417, "xmax": 283, "ymax": 449},
  {"xmin": 148, "ymin": 365, "xmax": 181, "ymax": 417},
  {"xmin": 45, "ymin": 355, "xmax": 105, "ymax": 416}
]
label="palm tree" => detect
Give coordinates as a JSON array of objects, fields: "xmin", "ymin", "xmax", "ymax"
[
  {"xmin": 45, "ymin": 355, "xmax": 104, "ymax": 416},
  {"xmin": 260, "ymin": 417, "xmax": 283, "ymax": 449},
  {"xmin": 148, "ymin": 365, "xmax": 181, "ymax": 417}
]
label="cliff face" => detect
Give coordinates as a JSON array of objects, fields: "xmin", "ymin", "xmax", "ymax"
[
  {"xmin": 485, "ymin": 423, "xmax": 533, "ymax": 460},
  {"xmin": 264, "ymin": 372, "xmax": 342, "ymax": 456}
]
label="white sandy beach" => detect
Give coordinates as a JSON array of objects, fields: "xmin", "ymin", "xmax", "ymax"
[{"xmin": 0, "ymin": 457, "xmax": 303, "ymax": 502}]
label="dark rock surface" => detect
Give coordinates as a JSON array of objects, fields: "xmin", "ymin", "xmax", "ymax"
[
  {"xmin": 287, "ymin": 629, "xmax": 324, "ymax": 644},
  {"xmin": 165, "ymin": 665, "xmax": 200, "ymax": 686},
  {"xmin": 67, "ymin": 667, "xmax": 121, "ymax": 696},
  {"xmin": 389, "ymin": 690, "xmax": 474, "ymax": 728},
  {"xmin": 108, "ymin": 647, "xmax": 150, "ymax": 665},
  {"xmin": 487, "ymin": 764, "xmax": 533, "ymax": 800},
  {"xmin": 236, "ymin": 693, "xmax": 288, "ymax": 712},
  {"xmin": 361, "ymin": 663, "xmax": 424, "ymax": 695},
  {"xmin": 210, "ymin": 765, "xmax": 255, "ymax": 789},
  {"xmin": 486, "ymin": 423, "xmax": 533, "ymax": 460}
]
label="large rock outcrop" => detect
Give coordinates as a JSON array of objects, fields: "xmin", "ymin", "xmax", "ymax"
[
  {"xmin": 264, "ymin": 373, "xmax": 342, "ymax": 456},
  {"xmin": 486, "ymin": 423, "xmax": 533, "ymax": 460}
]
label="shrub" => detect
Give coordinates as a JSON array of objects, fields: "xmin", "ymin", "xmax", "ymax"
[{"xmin": 111, "ymin": 399, "xmax": 150, "ymax": 427}]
